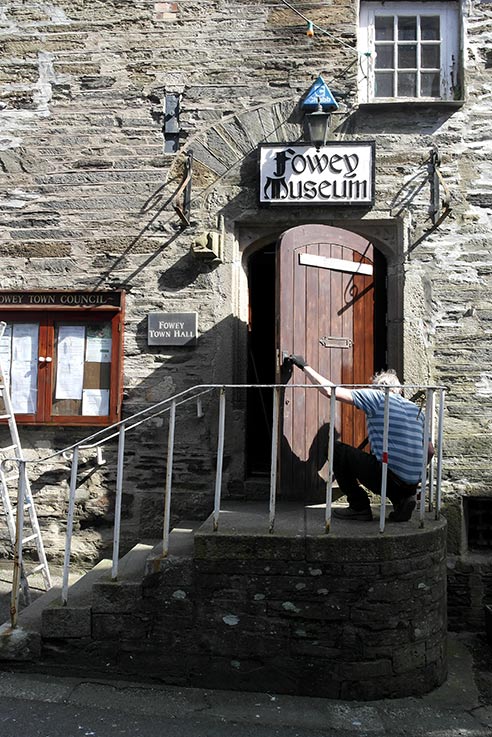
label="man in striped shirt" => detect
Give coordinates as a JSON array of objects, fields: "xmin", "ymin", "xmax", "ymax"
[{"xmin": 287, "ymin": 356, "xmax": 428, "ymax": 522}]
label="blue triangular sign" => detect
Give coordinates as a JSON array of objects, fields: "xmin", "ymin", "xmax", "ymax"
[{"xmin": 302, "ymin": 75, "xmax": 339, "ymax": 112}]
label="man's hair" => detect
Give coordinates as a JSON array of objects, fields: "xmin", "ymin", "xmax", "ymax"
[{"xmin": 371, "ymin": 368, "xmax": 403, "ymax": 394}]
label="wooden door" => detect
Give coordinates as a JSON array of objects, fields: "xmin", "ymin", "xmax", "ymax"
[{"xmin": 277, "ymin": 224, "xmax": 375, "ymax": 500}]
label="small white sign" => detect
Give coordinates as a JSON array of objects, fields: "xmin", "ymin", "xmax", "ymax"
[
  {"xmin": 299, "ymin": 253, "xmax": 373, "ymax": 276},
  {"xmin": 259, "ymin": 142, "xmax": 375, "ymax": 206}
]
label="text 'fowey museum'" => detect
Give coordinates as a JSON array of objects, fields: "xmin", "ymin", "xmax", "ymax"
[{"xmin": 0, "ymin": 0, "xmax": 491, "ymax": 661}]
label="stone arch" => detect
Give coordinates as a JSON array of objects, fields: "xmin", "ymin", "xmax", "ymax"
[
  {"xmin": 173, "ymin": 99, "xmax": 405, "ymax": 378},
  {"xmin": 169, "ymin": 97, "xmax": 302, "ymax": 199}
]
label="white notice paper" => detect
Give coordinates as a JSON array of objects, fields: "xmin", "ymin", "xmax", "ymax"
[
  {"xmin": 11, "ymin": 362, "xmax": 37, "ymax": 413},
  {"xmin": 55, "ymin": 325, "xmax": 85, "ymax": 400},
  {"xmin": 13, "ymin": 323, "xmax": 38, "ymax": 362},
  {"xmin": 82, "ymin": 389, "xmax": 109, "ymax": 416},
  {"xmin": 85, "ymin": 324, "xmax": 112, "ymax": 363},
  {"xmin": 0, "ymin": 324, "xmax": 12, "ymax": 385},
  {"xmin": 11, "ymin": 324, "xmax": 39, "ymax": 413}
]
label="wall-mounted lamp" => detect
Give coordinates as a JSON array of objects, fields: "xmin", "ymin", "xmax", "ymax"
[
  {"xmin": 305, "ymin": 101, "xmax": 332, "ymax": 149},
  {"xmin": 301, "ymin": 75, "xmax": 339, "ymax": 149}
]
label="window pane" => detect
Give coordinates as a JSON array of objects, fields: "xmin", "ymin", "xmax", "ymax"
[
  {"xmin": 397, "ymin": 71, "xmax": 417, "ymax": 97},
  {"xmin": 421, "ymin": 72, "xmax": 441, "ymax": 97},
  {"xmin": 375, "ymin": 72, "xmax": 394, "ymax": 97},
  {"xmin": 421, "ymin": 44, "xmax": 440, "ymax": 69},
  {"xmin": 375, "ymin": 16, "xmax": 394, "ymax": 41},
  {"xmin": 398, "ymin": 45, "xmax": 417, "ymax": 69},
  {"xmin": 398, "ymin": 16, "xmax": 417, "ymax": 41},
  {"xmin": 421, "ymin": 16, "xmax": 440, "ymax": 41},
  {"xmin": 375, "ymin": 45, "xmax": 394, "ymax": 69}
]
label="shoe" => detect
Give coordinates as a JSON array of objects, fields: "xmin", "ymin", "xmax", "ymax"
[
  {"xmin": 332, "ymin": 506, "xmax": 373, "ymax": 521},
  {"xmin": 388, "ymin": 496, "xmax": 416, "ymax": 522}
]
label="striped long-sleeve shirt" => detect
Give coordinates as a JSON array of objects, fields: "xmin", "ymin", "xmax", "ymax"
[{"xmin": 351, "ymin": 389, "xmax": 426, "ymax": 484}]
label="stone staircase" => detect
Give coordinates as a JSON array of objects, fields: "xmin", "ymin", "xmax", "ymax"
[
  {"xmin": 0, "ymin": 520, "xmax": 199, "ymax": 670},
  {"xmin": 0, "ymin": 502, "xmax": 449, "ymax": 699}
]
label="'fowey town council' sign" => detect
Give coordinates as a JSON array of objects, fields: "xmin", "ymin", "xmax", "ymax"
[{"xmin": 259, "ymin": 142, "xmax": 375, "ymax": 206}]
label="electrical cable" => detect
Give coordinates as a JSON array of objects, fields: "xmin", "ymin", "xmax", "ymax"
[{"xmin": 278, "ymin": 0, "xmax": 357, "ymax": 52}]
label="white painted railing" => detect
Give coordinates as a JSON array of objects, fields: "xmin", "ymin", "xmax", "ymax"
[{"xmin": 9, "ymin": 382, "xmax": 446, "ymax": 623}]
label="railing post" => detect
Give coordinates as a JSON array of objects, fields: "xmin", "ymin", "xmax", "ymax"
[
  {"xmin": 111, "ymin": 423, "xmax": 126, "ymax": 580},
  {"xmin": 62, "ymin": 446, "xmax": 79, "ymax": 606},
  {"xmin": 427, "ymin": 390, "xmax": 436, "ymax": 511},
  {"xmin": 435, "ymin": 389, "xmax": 445, "ymax": 519},
  {"xmin": 379, "ymin": 388, "xmax": 390, "ymax": 533},
  {"xmin": 325, "ymin": 390, "xmax": 337, "ymax": 533},
  {"xmin": 162, "ymin": 400, "xmax": 176, "ymax": 558},
  {"xmin": 213, "ymin": 388, "xmax": 226, "ymax": 532},
  {"xmin": 269, "ymin": 387, "xmax": 280, "ymax": 533},
  {"xmin": 418, "ymin": 389, "xmax": 433, "ymax": 528},
  {"xmin": 10, "ymin": 459, "xmax": 26, "ymax": 629}
]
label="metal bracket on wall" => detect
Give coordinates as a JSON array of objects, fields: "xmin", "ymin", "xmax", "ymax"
[
  {"xmin": 173, "ymin": 151, "xmax": 193, "ymax": 227},
  {"xmin": 429, "ymin": 148, "xmax": 450, "ymax": 226}
]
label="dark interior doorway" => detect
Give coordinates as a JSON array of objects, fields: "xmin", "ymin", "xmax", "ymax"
[
  {"xmin": 246, "ymin": 244, "xmax": 276, "ymax": 475},
  {"xmin": 246, "ymin": 235, "xmax": 388, "ymax": 478}
]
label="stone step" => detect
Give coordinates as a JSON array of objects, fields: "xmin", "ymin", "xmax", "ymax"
[
  {"xmin": 145, "ymin": 519, "xmax": 201, "ymax": 574},
  {"xmin": 41, "ymin": 541, "xmax": 159, "ymax": 640}
]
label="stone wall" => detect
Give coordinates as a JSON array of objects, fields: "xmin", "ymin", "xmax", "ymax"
[
  {"xmin": 0, "ymin": 1, "xmax": 491, "ymax": 624},
  {"xmin": 40, "ymin": 516, "xmax": 448, "ymax": 700}
]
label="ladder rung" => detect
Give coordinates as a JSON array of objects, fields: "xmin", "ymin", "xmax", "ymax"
[
  {"xmin": 25, "ymin": 563, "xmax": 47, "ymax": 576},
  {"xmin": 1, "ymin": 444, "xmax": 18, "ymax": 452},
  {"xmin": 21, "ymin": 533, "xmax": 39, "ymax": 544},
  {"xmin": 0, "ymin": 414, "xmax": 12, "ymax": 420}
]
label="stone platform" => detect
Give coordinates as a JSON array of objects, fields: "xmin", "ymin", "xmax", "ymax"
[{"xmin": 188, "ymin": 501, "xmax": 448, "ymax": 700}]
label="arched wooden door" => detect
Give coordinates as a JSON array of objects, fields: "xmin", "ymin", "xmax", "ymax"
[{"xmin": 276, "ymin": 224, "xmax": 376, "ymax": 500}]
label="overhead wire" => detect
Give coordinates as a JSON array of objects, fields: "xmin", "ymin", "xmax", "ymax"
[{"xmin": 278, "ymin": 0, "xmax": 358, "ymax": 52}]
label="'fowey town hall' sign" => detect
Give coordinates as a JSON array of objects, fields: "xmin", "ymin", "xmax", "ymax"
[{"xmin": 259, "ymin": 142, "xmax": 375, "ymax": 206}]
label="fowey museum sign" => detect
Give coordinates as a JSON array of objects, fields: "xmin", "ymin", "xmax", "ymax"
[{"xmin": 259, "ymin": 142, "xmax": 375, "ymax": 206}]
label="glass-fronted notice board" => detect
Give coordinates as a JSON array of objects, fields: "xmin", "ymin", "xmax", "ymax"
[{"xmin": 0, "ymin": 290, "xmax": 124, "ymax": 425}]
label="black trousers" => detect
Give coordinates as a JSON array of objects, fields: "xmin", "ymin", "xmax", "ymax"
[{"xmin": 333, "ymin": 441, "xmax": 417, "ymax": 511}]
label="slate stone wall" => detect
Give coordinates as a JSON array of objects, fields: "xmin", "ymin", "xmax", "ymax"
[{"xmin": 0, "ymin": 2, "xmax": 491, "ymax": 625}]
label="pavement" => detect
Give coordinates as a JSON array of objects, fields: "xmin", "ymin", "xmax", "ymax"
[{"xmin": 0, "ymin": 633, "xmax": 490, "ymax": 736}]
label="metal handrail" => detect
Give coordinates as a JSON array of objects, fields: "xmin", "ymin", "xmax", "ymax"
[{"xmin": 8, "ymin": 382, "xmax": 446, "ymax": 619}]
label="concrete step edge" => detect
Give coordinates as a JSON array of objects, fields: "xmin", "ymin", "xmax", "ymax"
[{"xmin": 145, "ymin": 520, "xmax": 202, "ymax": 574}]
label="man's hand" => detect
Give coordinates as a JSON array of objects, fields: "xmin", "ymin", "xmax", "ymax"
[{"xmin": 287, "ymin": 354, "xmax": 307, "ymax": 369}]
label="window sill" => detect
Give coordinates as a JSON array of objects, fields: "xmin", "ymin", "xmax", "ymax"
[{"xmin": 357, "ymin": 99, "xmax": 465, "ymax": 111}]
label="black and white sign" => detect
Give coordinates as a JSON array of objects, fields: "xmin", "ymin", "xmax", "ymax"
[
  {"xmin": 259, "ymin": 142, "xmax": 375, "ymax": 206},
  {"xmin": 148, "ymin": 313, "xmax": 197, "ymax": 346}
]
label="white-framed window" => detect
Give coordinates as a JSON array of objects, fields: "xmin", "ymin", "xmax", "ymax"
[{"xmin": 358, "ymin": 1, "xmax": 461, "ymax": 103}]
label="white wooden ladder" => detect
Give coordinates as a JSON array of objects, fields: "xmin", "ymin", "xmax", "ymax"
[{"xmin": 0, "ymin": 322, "xmax": 51, "ymax": 604}]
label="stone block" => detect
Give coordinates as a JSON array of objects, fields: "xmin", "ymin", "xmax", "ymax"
[
  {"xmin": 91, "ymin": 581, "xmax": 143, "ymax": 613},
  {"xmin": 392, "ymin": 642, "xmax": 427, "ymax": 674},
  {"xmin": 339, "ymin": 658, "xmax": 393, "ymax": 680},
  {"xmin": 92, "ymin": 613, "xmax": 149, "ymax": 640},
  {"xmin": 42, "ymin": 606, "xmax": 91, "ymax": 639}
]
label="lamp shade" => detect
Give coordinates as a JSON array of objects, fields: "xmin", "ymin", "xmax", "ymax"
[{"xmin": 306, "ymin": 106, "xmax": 331, "ymax": 149}]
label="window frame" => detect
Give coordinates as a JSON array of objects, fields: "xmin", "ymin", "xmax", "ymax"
[
  {"xmin": 358, "ymin": 1, "xmax": 462, "ymax": 105},
  {"xmin": 0, "ymin": 291, "xmax": 125, "ymax": 426}
]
